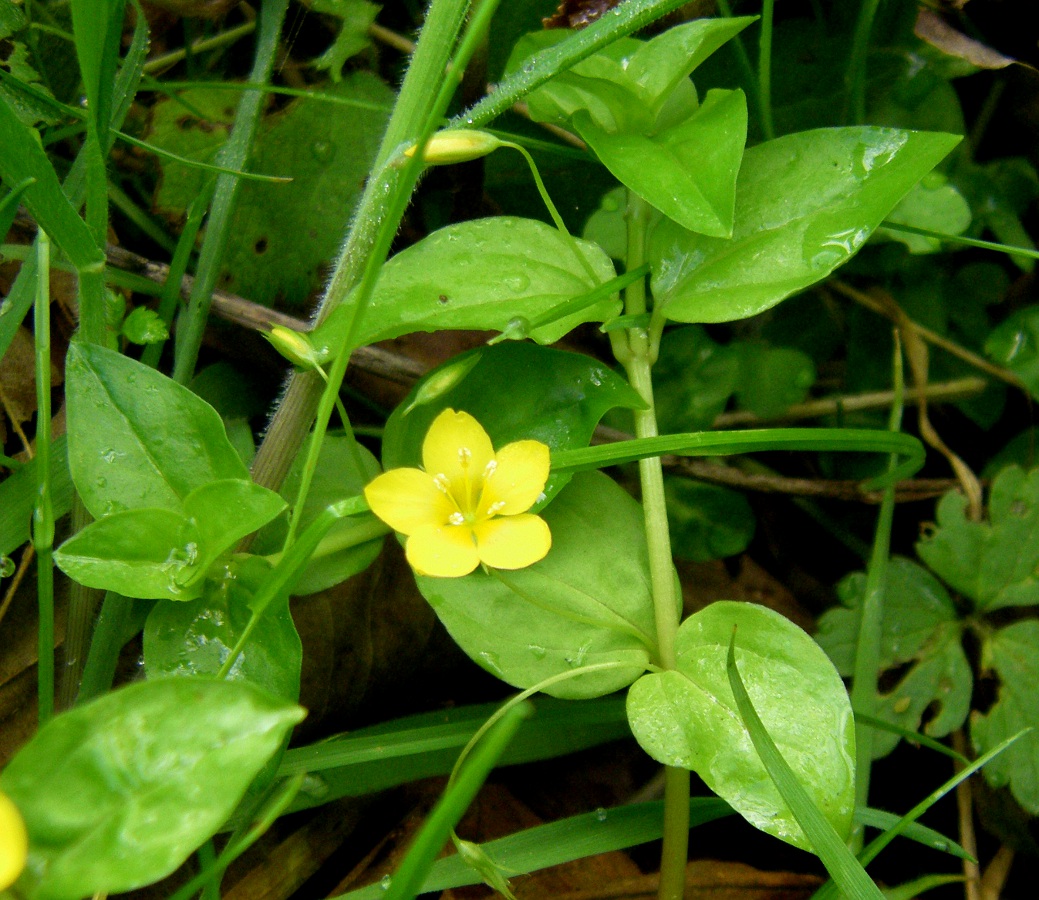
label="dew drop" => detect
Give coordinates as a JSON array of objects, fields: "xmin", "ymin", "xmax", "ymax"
[
  {"xmin": 527, "ymin": 644, "xmax": 547, "ymax": 660},
  {"xmin": 95, "ymin": 476, "xmax": 107, "ymax": 488},
  {"xmin": 504, "ymin": 274, "xmax": 530, "ymax": 292},
  {"xmin": 380, "ymin": 875, "xmax": 392, "ymax": 891},
  {"xmin": 311, "ymin": 140, "xmax": 335, "ymax": 164},
  {"xmin": 595, "ymin": 807, "xmax": 608, "ymax": 822}
]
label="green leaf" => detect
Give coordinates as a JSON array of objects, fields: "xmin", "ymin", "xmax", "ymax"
[
  {"xmin": 985, "ymin": 305, "xmax": 1039, "ymax": 401},
  {"xmin": 972, "ymin": 620, "xmax": 1039, "ymax": 814},
  {"xmin": 0, "ymin": 3, "xmax": 61, "ymax": 127},
  {"xmin": 312, "ymin": 0, "xmax": 380, "ymax": 80},
  {"xmin": 219, "ymin": 73, "xmax": 392, "ymax": 308},
  {"xmin": 512, "ymin": 17, "xmax": 754, "ymax": 134},
  {"xmin": 120, "ymin": 306, "xmax": 169, "ymax": 344},
  {"xmin": 183, "ymin": 479, "xmax": 287, "ymax": 574},
  {"xmin": 251, "ymin": 435, "xmax": 383, "ymax": 594},
  {"xmin": 652, "ymin": 325, "xmax": 739, "ymax": 431},
  {"xmin": 147, "ymin": 76, "xmax": 393, "ymax": 308},
  {"xmin": 816, "ymin": 557, "xmax": 971, "ymax": 758},
  {"xmin": 415, "ymin": 471, "xmax": 655, "ymax": 699},
  {"xmin": 54, "ymin": 507, "xmax": 204, "ymax": 601},
  {"xmin": 626, "ymin": 601, "xmax": 855, "ymax": 850},
  {"xmin": 664, "ymin": 478, "xmax": 754, "ymax": 562},
  {"xmin": 65, "ymin": 342, "xmax": 248, "ymax": 517},
  {"xmin": 650, "ymin": 127, "xmax": 962, "ymax": 323},
  {"xmin": 0, "ymin": 96, "xmax": 104, "ymax": 275},
  {"xmin": 0, "ymin": 678, "xmax": 304, "ymax": 900},
  {"xmin": 0, "ymin": 436, "xmax": 73, "ymax": 557},
  {"xmin": 277, "ymin": 697, "xmax": 631, "ymax": 812},
  {"xmin": 382, "ymin": 343, "xmax": 645, "ymax": 509},
  {"xmin": 916, "ymin": 466, "xmax": 1039, "ymax": 611},
  {"xmin": 875, "ymin": 172, "xmax": 971, "ymax": 254},
  {"xmin": 575, "ymin": 88, "xmax": 747, "ymax": 237},
  {"xmin": 733, "ymin": 343, "xmax": 816, "ymax": 418},
  {"xmin": 328, "ymin": 217, "xmax": 619, "ymax": 348},
  {"xmin": 144, "ymin": 556, "xmax": 301, "ymax": 703}
]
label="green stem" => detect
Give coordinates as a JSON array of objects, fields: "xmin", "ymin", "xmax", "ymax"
[
  {"xmin": 848, "ymin": 340, "xmax": 904, "ymax": 851},
  {"xmin": 171, "ymin": 0, "xmax": 289, "ymax": 385},
  {"xmin": 283, "ymin": 0, "xmax": 501, "ymax": 550},
  {"xmin": 758, "ymin": 0, "xmax": 776, "ymax": 140},
  {"xmin": 500, "ymin": 140, "xmax": 600, "ymax": 284},
  {"xmin": 248, "ymin": 0, "xmax": 473, "ymax": 498},
  {"xmin": 33, "ymin": 230, "xmax": 55, "ymax": 724},
  {"xmin": 618, "ymin": 190, "xmax": 686, "ymax": 900},
  {"xmin": 250, "ymin": 0, "xmax": 693, "ymax": 498},
  {"xmin": 846, "ymin": 0, "xmax": 881, "ymax": 124}
]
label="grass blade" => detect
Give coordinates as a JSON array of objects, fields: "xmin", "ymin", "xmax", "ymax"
[
  {"xmin": 726, "ymin": 632, "xmax": 885, "ymax": 900},
  {"xmin": 380, "ymin": 702, "xmax": 533, "ymax": 900}
]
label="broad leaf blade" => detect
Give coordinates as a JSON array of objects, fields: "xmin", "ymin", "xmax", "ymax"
[
  {"xmin": 144, "ymin": 559, "xmax": 302, "ymax": 703},
  {"xmin": 651, "ymin": 127, "xmax": 962, "ymax": 323},
  {"xmin": 626, "ymin": 601, "xmax": 854, "ymax": 850},
  {"xmin": 415, "ymin": 471, "xmax": 655, "ymax": 699},
  {"xmin": 576, "ymin": 88, "xmax": 747, "ymax": 237},
  {"xmin": 0, "ymin": 679, "xmax": 304, "ymax": 900},
  {"xmin": 334, "ymin": 217, "xmax": 620, "ymax": 348},
  {"xmin": 65, "ymin": 342, "xmax": 249, "ymax": 517},
  {"xmin": 54, "ymin": 508, "xmax": 203, "ymax": 601}
]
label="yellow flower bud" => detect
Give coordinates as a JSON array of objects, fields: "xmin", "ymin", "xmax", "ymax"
[
  {"xmin": 264, "ymin": 325, "xmax": 327, "ymax": 370},
  {"xmin": 405, "ymin": 129, "xmax": 502, "ymax": 166},
  {"xmin": 0, "ymin": 790, "xmax": 28, "ymax": 891}
]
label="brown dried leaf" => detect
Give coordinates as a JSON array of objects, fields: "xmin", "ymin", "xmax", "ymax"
[{"xmin": 915, "ymin": 9, "xmax": 1016, "ymax": 70}]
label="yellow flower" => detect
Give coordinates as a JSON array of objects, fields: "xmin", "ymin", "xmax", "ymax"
[
  {"xmin": 0, "ymin": 789, "xmax": 28, "ymax": 891},
  {"xmin": 364, "ymin": 409, "xmax": 552, "ymax": 577}
]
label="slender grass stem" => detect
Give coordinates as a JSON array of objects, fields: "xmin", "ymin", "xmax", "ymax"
[
  {"xmin": 758, "ymin": 0, "xmax": 775, "ymax": 140},
  {"xmin": 171, "ymin": 0, "xmax": 290, "ymax": 385},
  {"xmin": 846, "ymin": 0, "xmax": 881, "ymax": 124},
  {"xmin": 848, "ymin": 336, "xmax": 904, "ymax": 851},
  {"xmin": 33, "ymin": 231, "xmax": 55, "ymax": 724}
]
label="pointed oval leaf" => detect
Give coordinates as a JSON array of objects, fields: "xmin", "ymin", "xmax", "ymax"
[
  {"xmin": 334, "ymin": 217, "xmax": 619, "ymax": 348},
  {"xmin": 576, "ymin": 88, "xmax": 747, "ymax": 237},
  {"xmin": 415, "ymin": 471, "xmax": 655, "ymax": 699},
  {"xmin": 183, "ymin": 478, "xmax": 287, "ymax": 572},
  {"xmin": 54, "ymin": 507, "xmax": 204, "ymax": 601},
  {"xmin": 0, "ymin": 679, "xmax": 304, "ymax": 900},
  {"xmin": 66, "ymin": 342, "xmax": 248, "ymax": 517},
  {"xmin": 650, "ymin": 127, "xmax": 962, "ymax": 323},
  {"xmin": 626, "ymin": 601, "xmax": 854, "ymax": 850}
]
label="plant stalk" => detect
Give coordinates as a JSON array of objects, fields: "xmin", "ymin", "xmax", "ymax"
[
  {"xmin": 33, "ymin": 231, "xmax": 55, "ymax": 724},
  {"xmin": 619, "ymin": 190, "xmax": 687, "ymax": 900}
]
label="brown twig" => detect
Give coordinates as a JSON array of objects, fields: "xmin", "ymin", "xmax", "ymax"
[{"xmin": 953, "ymin": 729, "xmax": 983, "ymax": 900}]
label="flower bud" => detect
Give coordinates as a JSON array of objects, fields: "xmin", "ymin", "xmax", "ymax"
[
  {"xmin": 405, "ymin": 129, "xmax": 502, "ymax": 166},
  {"xmin": 264, "ymin": 325, "xmax": 326, "ymax": 370}
]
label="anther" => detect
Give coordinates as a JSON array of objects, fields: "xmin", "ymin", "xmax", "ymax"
[
  {"xmin": 433, "ymin": 474, "xmax": 450, "ymax": 493},
  {"xmin": 458, "ymin": 447, "xmax": 472, "ymax": 466},
  {"xmin": 483, "ymin": 460, "xmax": 498, "ymax": 478},
  {"xmin": 448, "ymin": 512, "xmax": 466, "ymax": 525}
]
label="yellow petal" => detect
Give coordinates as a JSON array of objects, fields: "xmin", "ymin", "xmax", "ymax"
[
  {"xmin": 406, "ymin": 523, "xmax": 481, "ymax": 577},
  {"xmin": 474, "ymin": 514, "xmax": 552, "ymax": 570},
  {"xmin": 0, "ymin": 791, "xmax": 28, "ymax": 891},
  {"xmin": 480, "ymin": 440, "xmax": 550, "ymax": 516},
  {"xmin": 422, "ymin": 409, "xmax": 494, "ymax": 509},
  {"xmin": 364, "ymin": 468, "xmax": 456, "ymax": 535}
]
